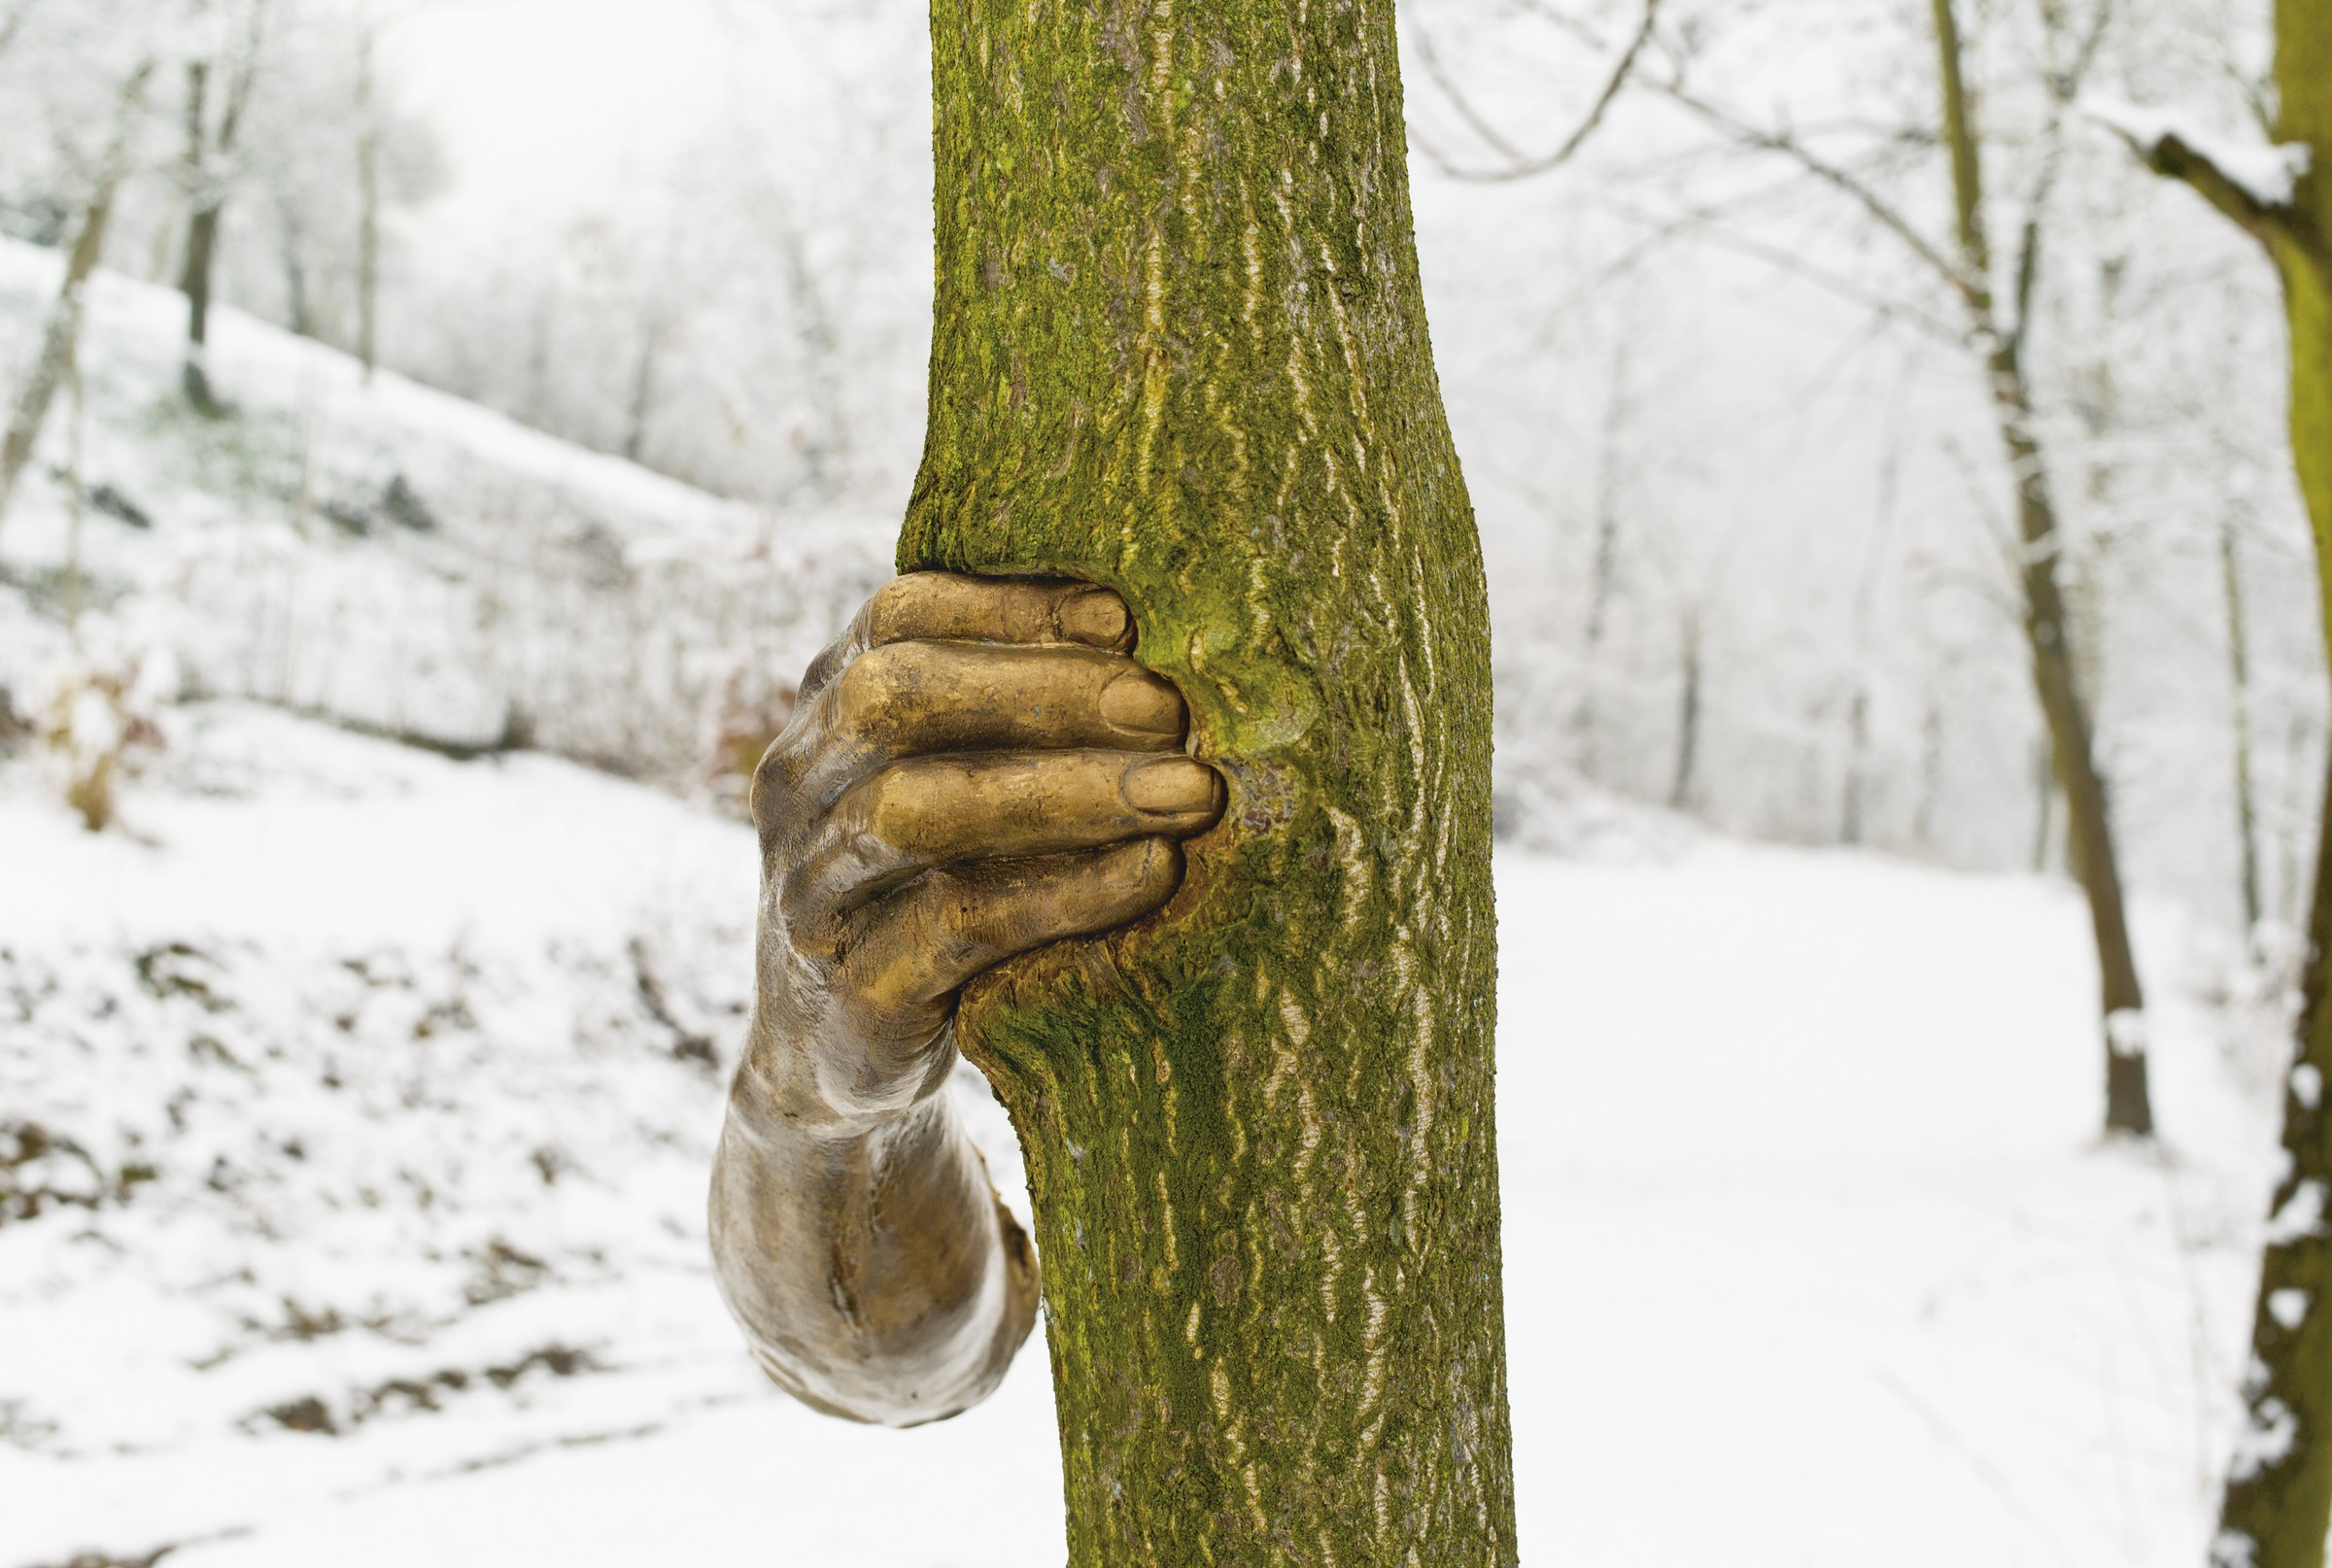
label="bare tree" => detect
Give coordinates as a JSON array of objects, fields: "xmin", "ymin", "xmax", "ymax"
[
  {"xmin": 1427, "ymin": 0, "xmax": 2155, "ymax": 1133},
  {"xmin": 0, "ymin": 61, "xmax": 153, "ymax": 531},
  {"xmin": 176, "ymin": 0, "xmax": 271, "ymax": 412}
]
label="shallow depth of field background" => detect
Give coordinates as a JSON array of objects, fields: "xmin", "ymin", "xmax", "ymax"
[{"xmin": 0, "ymin": 1, "xmax": 2313, "ymax": 1563}]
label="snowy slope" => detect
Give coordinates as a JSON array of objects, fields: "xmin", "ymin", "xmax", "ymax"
[
  {"xmin": 0, "ymin": 696, "xmax": 2284, "ymax": 1568},
  {"xmin": 0, "ymin": 235, "xmax": 892, "ymax": 786}
]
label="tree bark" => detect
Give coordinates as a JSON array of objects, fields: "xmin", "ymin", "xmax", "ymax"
[
  {"xmin": 1932, "ymin": 0, "xmax": 2152, "ymax": 1136},
  {"xmin": 898, "ymin": 0, "xmax": 1516, "ymax": 1560},
  {"xmin": 0, "ymin": 66, "xmax": 152, "ymax": 530}
]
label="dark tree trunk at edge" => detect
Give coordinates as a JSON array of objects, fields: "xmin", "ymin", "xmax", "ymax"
[{"xmin": 2143, "ymin": 1, "xmax": 2332, "ymax": 1560}]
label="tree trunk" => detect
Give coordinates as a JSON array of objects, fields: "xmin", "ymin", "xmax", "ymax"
[
  {"xmin": 177, "ymin": 55, "xmax": 223, "ymax": 413},
  {"xmin": 2225, "ymin": 513, "xmax": 2264, "ymax": 934},
  {"xmin": 1669, "ymin": 605, "xmax": 1701, "ymax": 811},
  {"xmin": 2205, "ymin": 4, "xmax": 2332, "ymax": 1561},
  {"xmin": 1575, "ymin": 346, "xmax": 1629, "ymax": 777},
  {"xmin": 180, "ymin": 203, "xmax": 223, "ymax": 411},
  {"xmin": 355, "ymin": 20, "xmax": 380, "ymax": 384},
  {"xmin": 624, "ymin": 317, "xmax": 663, "ymax": 464},
  {"xmin": 898, "ymin": 0, "xmax": 1516, "ymax": 1560},
  {"xmin": 276, "ymin": 196, "xmax": 312, "ymax": 339},
  {"xmin": 0, "ymin": 66, "xmax": 151, "ymax": 530},
  {"xmin": 1932, "ymin": 0, "xmax": 2152, "ymax": 1136},
  {"xmin": 1840, "ymin": 683, "xmax": 1869, "ymax": 845}
]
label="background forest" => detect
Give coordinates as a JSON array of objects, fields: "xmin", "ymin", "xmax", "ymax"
[{"xmin": 0, "ymin": 0, "xmax": 2320, "ymax": 1564}]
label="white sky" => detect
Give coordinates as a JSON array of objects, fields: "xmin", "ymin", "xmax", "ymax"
[{"xmin": 396, "ymin": 0, "xmax": 745, "ymax": 234}]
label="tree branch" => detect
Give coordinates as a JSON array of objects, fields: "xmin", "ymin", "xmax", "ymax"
[
  {"xmin": 1653, "ymin": 82, "xmax": 1983, "ymax": 310},
  {"xmin": 2086, "ymin": 111, "xmax": 2331, "ymax": 286},
  {"xmin": 1410, "ymin": 0, "xmax": 1660, "ymax": 183}
]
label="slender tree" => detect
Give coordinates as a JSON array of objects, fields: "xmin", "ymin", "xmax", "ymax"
[
  {"xmin": 1424, "ymin": 0, "xmax": 2158, "ymax": 1134},
  {"xmin": 176, "ymin": 0, "xmax": 269, "ymax": 413},
  {"xmin": 1926, "ymin": 0, "xmax": 2154, "ymax": 1134},
  {"xmin": 2103, "ymin": 5, "xmax": 2332, "ymax": 1559},
  {"xmin": 896, "ymin": 0, "xmax": 1516, "ymax": 1558},
  {"xmin": 0, "ymin": 62, "xmax": 153, "ymax": 529}
]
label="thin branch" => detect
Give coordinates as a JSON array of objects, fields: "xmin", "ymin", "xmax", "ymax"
[
  {"xmin": 2006, "ymin": 0, "xmax": 2114, "ymax": 348},
  {"xmin": 1410, "ymin": 0, "xmax": 1660, "ymax": 183},
  {"xmin": 1654, "ymin": 82, "xmax": 1981, "ymax": 310},
  {"xmin": 216, "ymin": 0, "xmax": 272, "ymax": 156},
  {"xmin": 2091, "ymin": 115, "xmax": 2332, "ymax": 286}
]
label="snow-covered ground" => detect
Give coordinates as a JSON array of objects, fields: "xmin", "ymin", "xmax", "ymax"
[
  {"xmin": 0, "ymin": 697, "xmax": 2282, "ymax": 1568},
  {"xmin": 0, "ymin": 233, "xmax": 892, "ymax": 790},
  {"xmin": 0, "ymin": 227, "xmax": 2294, "ymax": 1566}
]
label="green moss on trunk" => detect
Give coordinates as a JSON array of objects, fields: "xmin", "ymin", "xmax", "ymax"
[{"xmin": 899, "ymin": 0, "xmax": 1517, "ymax": 1561}]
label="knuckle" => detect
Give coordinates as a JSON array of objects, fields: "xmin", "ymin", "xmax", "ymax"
[
  {"xmin": 866, "ymin": 576, "xmax": 921, "ymax": 643},
  {"xmin": 834, "ymin": 642, "xmax": 910, "ymax": 728}
]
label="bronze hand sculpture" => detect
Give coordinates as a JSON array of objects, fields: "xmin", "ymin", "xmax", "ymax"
[{"xmin": 708, "ymin": 572, "xmax": 1223, "ymax": 1425}]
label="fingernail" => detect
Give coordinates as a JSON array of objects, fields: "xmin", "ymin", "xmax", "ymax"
[
  {"xmin": 1123, "ymin": 758, "xmax": 1216, "ymax": 814},
  {"xmin": 1057, "ymin": 589, "xmax": 1131, "ymax": 648},
  {"xmin": 1100, "ymin": 670, "xmax": 1184, "ymax": 738}
]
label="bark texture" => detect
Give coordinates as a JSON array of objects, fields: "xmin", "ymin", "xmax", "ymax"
[
  {"xmin": 899, "ymin": 0, "xmax": 1516, "ymax": 1561},
  {"xmin": 2203, "ymin": 4, "xmax": 2332, "ymax": 1561}
]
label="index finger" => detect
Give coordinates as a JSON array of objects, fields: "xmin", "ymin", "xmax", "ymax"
[{"xmin": 868, "ymin": 573, "xmax": 1135, "ymax": 653}]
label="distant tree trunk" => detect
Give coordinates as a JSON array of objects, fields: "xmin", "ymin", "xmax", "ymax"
[
  {"xmin": 774, "ymin": 221, "xmax": 847, "ymax": 503},
  {"xmin": 1914, "ymin": 682, "xmax": 1943, "ymax": 849},
  {"xmin": 275, "ymin": 193, "xmax": 312, "ymax": 338},
  {"xmin": 1669, "ymin": 605, "xmax": 1701, "ymax": 810},
  {"xmin": 1575, "ymin": 344, "xmax": 1629, "ymax": 777},
  {"xmin": 2225, "ymin": 513, "xmax": 2264, "ymax": 934},
  {"xmin": 355, "ymin": 18, "xmax": 380, "ymax": 383},
  {"xmin": 179, "ymin": 206, "xmax": 224, "ymax": 411},
  {"xmin": 178, "ymin": 53, "xmax": 220, "ymax": 411},
  {"xmin": 176, "ymin": 1, "xmax": 263, "ymax": 414},
  {"xmin": 1840, "ymin": 683, "xmax": 1869, "ymax": 844},
  {"xmin": 623, "ymin": 316, "xmax": 664, "ymax": 464},
  {"xmin": 2120, "ymin": 2, "xmax": 2332, "ymax": 1559},
  {"xmin": 1933, "ymin": 0, "xmax": 2152, "ymax": 1136},
  {"xmin": 898, "ymin": 0, "xmax": 1516, "ymax": 1558},
  {"xmin": 0, "ymin": 65, "xmax": 152, "ymax": 531}
]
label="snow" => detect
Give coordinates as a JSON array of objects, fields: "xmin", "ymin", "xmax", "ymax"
[
  {"xmin": 0, "ymin": 163, "xmax": 2298, "ymax": 1568},
  {"xmin": 0, "ymin": 233, "xmax": 893, "ymax": 787},
  {"xmin": 0, "ymin": 700, "xmax": 2287, "ymax": 1567},
  {"xmin": 2081, "ymin": 96, "xmax": 2314, "ymax": 209}
]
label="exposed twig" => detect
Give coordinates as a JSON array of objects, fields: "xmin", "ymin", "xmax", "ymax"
[
  {"xmin": 1654, "ymin": 82, "xmax": 1982, "ymax": 310},
  {"xmin": 1409, "ymin": 0, "xmax": 1661, "ymax": 183}
]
